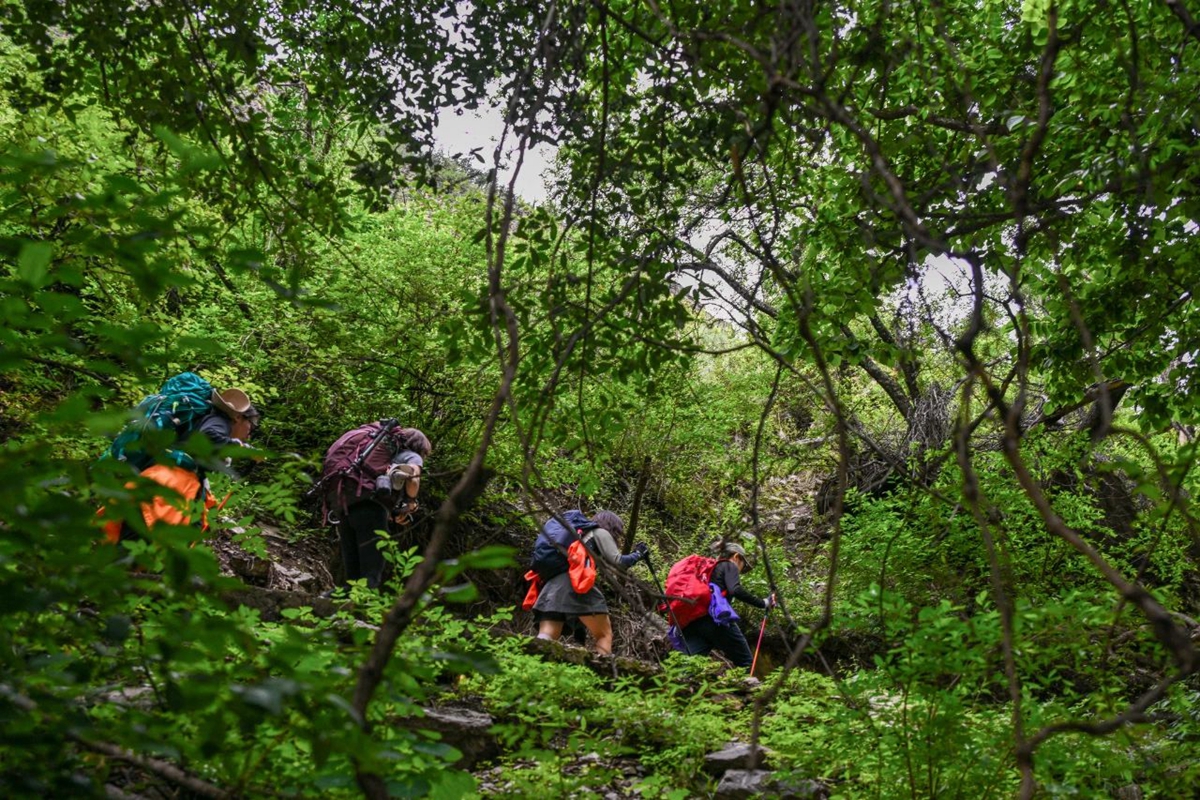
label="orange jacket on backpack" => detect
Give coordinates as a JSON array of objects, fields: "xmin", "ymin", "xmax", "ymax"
[{"xmin": 100, "ymin": 464, "xmax": 217, "ymax": 544}]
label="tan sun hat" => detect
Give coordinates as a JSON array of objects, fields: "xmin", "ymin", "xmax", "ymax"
[{"xmin": 211, "ymin": 388, "xmax": 252, "ymax": 418}]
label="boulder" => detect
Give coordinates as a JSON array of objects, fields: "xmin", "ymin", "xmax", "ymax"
[
  {"xmin": 704, "ymin": 742, "xmax": 771, "ymax": 774},
  {"xmin": 715, "ymin": 770, "xmax": 773, "ymax": 799},
  {"xmin": 399, "ymin": 706, "xmax": 498, "ymax": 769},
  {"xmin": 715, "ymin": 770, "xmax": 826, "ymax": 799},
  {"xmin": 95, "ymin": 686, "xmax": 156, "ymax": 710},
  {"xmin": 271, "ymin": 562, "xmax": 319, "ymax": 592},
  {"xmin": 227, "ymin": 551, "xmax": 269, "ymax": 581}
]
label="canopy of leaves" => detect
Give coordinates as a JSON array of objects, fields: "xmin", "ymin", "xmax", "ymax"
[{"xmin": 1, "ymin": 0, "xmax": 1198, "ymax": 797}]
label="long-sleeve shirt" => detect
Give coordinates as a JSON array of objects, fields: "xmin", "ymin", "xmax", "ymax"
[
  {"xmin": 710, "ymin": 559, "xmax": 766, "ymax": 609},
  {"xmin": 197, "ymin": 413, "xmax": 238, "ymax": 447},
  {"xmin": 194, "ymin": 413, "xmax": 251, "ymax": 478},
  {"xmin": 584, "ymin": 527, "xmax": 640, "ymax": 570}
]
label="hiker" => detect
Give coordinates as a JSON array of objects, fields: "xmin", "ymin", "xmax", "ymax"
[
  {"xmin": 674, "ymin": 542, "xmax": 774, "ymax": 668},
  {"xmin": 196, "ymin": 388, "xmax": 261, "ymax": 454},
  {"xmin": 321, "ymin": 422, "xmax": 432, "ymax": 589},
  {"xmin": 528, "ymin": 509, "xmax": 649, "ymax": 655},
  {"xmin": 102, "ymin": 380, "xmax": 260, "ymax": 544}
]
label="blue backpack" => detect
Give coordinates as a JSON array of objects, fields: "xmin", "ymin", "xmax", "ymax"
[
  {"xmin": 530, "ymin": 510, "xmax": 600, "ymax": 580},
  {"xmin": 106, "ymin": 372, "xmax": 215, "ymax": 472}
]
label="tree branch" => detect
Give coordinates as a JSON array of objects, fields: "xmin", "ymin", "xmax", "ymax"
[
  {"xmin": 1026, "ymin": 379, "xmax": 1129, "ymax": 430},
  {"xmin": 840, "ymin": 324, "xmax": 912, "ymax": 419},
  {"xmin": 1164, "ymin": 0, "xmax": 1200, "ymax": 42},
  {"xmin": 622, "ymin": 455, "xmax": 652, "ymax": 554},
  {"xmin": 79, "ymin": 740, "xmax": 229, "ymax": 800}
]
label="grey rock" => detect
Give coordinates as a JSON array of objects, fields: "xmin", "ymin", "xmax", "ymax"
[
  {"xmin": 228, "ymin": 552, "xmax": 269, "ymax": 580},
  {"xmin": 704, "ymin": 742, "xmax": 771, "ymax": 774},
  {"xmin": 715, "ymin": 770, "xmax": 826, "ymax": 800},
  {"xmin": 271, "ymin": 562, "xmax": 319, "ymax": 591},
  {"xmin": 96, "ymin": 686, "xmax": 156, "ymax": 710},
  {"xmin": 405, "ymin": 706, "xmax": 498, "ymax": 769},
  {"xmin": 773, "ymin": 777, "xmax": 827, "ymax": 799},
  {"xmin": 421, "ymin": 705, "xmax": 493, "ymax": 732},
  {"xmin": 715, "ymin": 770, "xmax": 773, "ymax": 799},
  {"xmin": 1116, "ymin": 786, "xmax": 1143, "ymax": 800}
]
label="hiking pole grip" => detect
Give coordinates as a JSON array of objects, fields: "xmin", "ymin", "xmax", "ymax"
[{"xmin": 351, "ymin": 418, "xmax": 400, "ymax": 473}]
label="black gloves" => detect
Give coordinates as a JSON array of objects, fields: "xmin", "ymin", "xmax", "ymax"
[{"xmin": 617, "ymin": 542, "xmax": 651, "ymax": 569}]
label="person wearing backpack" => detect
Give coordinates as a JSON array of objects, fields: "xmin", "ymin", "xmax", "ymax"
[
  {"xmin": 321, "ymin": 423, "xmax": 432, "ymax": 589},
  {"xmin": 102, "ymin": 380, "xmax": 260, "ymax": 544},
  {"xmin": 526, "ymin": 509, "xmax": 649, "ymax": 655},
  {"xmin": 197, "ymin": 388, "xmax": 261, "ymax": 452},
  {"xmin": 674, "ymin": 542, "xmax": 775, "ymax": 668}
]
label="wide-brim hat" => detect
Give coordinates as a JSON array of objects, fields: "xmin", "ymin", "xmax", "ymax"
[{"xmin": 211, "ymin": 388, "xmax": 252, "ymax": 418}]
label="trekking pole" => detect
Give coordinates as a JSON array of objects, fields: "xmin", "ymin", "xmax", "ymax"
[
  {"xmin": 749, "ymin": 604, "xmax": 771, "ymax": 677},
  {"xmin": 642, "ymin": 554, "xmax": 691, "ymax": 656}
]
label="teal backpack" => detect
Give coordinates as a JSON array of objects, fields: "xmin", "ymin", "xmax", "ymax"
[{"xmin": 107, "ymin": 372, "xmax": 215, "ymax": 472}]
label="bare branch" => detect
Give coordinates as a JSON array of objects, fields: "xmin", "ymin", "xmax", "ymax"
[{"xmin": 80, "ymin": 740, "xmax": 229, "ymax": 800}]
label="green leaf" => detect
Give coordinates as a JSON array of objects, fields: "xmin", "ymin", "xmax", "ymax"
[
  {"xmin": 17, "ymin": 242, "xmax": 53, "ymax": 288},
  {"xmin": 453, "ymin": 545, "xmax": 517, "ymax": 570},
  {"xmin": 439, "ymin": 582, "xmax": 479, "ymax": 603}
]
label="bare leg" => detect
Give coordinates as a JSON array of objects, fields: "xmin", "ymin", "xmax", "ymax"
[
  {"xmin": 578, "ymin": 614, "xmax": 614, "ymax": 655},
  {"xmin": 537, "ymin": 619, "xmax": 564, "ymax": 641}
]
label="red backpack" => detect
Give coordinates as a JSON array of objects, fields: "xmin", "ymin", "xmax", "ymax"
[{"xmin": 663, "ymin": 555, "xmax": 718, "ymax": 629}]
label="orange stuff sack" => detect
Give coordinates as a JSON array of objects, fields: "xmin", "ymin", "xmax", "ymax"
[
  {"xmin": 101, "ymin": 465, "xmax": 216, "ymax": 544},
  {"xmin": 521, "ymin": 570, "xmax": 542, "ymax": 611},
  {"xmin": 566, "ymin": 539, "xmax": 597, "ymax": 594}
]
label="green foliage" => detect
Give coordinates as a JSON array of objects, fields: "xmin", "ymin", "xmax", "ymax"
[
  {"xmin": 2, "ymin": 0, "xmax": 1199, "ymax": 797},
  {"xmin": 455, "ymin": 642, "xmax": 733, "ymax": 798}
]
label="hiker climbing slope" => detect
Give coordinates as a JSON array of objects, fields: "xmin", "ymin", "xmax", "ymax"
[
  {"xmin": 320, "ymin": 421, "xmax": 432, "ymax": 589},
  {"xmin": 100, "ymin": 373, "xmax": 260, "ymax": 544},
  {"xmin": 668, "ymin": 541, "xmax": 774, "ymax": 668},
  {"xmin": 525, "ymin": 509, "xmax": 649, "ymax": 656}
]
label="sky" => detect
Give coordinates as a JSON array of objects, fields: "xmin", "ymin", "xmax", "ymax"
[
  {"xmin": 432, "ymin": 99, "xmax": 976, "ymax": 331},
  {"xmin": 434, "ymin": 104, "xmax": 555, "ymax": 203}
]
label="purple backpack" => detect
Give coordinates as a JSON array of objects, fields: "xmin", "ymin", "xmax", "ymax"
[
  {"xmin": 708, "ymin": 583, "xmax": 740, "ymax": 626},
  {"xmin": 667, "ymin": 625, "xmax": 688, "ymax": 653}
]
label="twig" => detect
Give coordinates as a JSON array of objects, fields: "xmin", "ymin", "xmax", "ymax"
[
  {"xmin": 623, "ymin": 456, "xmax": 653, "ymax": 554},
  {"xmin": 78, "ymin": 739, "xmax": 229, "ymax": 800}
]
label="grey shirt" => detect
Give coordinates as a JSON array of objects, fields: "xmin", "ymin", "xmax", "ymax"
[
  {"xmin": 583, "ymin": 527, "xmax": 627, "ymax": 568},
  {"xmin": 374, "ymin": 450, "xmax": 424, "ymax": 493}
]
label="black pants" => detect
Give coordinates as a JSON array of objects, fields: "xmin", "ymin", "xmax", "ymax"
[
  {"xmin": 680, "ymin": 615, "xmax": 755, "ymax": 667},
  {"xmin": 337, "ymin": 500, "xmax": 391, "ymax": 588}
]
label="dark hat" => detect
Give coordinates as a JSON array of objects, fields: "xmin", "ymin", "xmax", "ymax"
[{"xmin": 719, "ymin": 541, "xmax": 755, "ymax": 572}]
